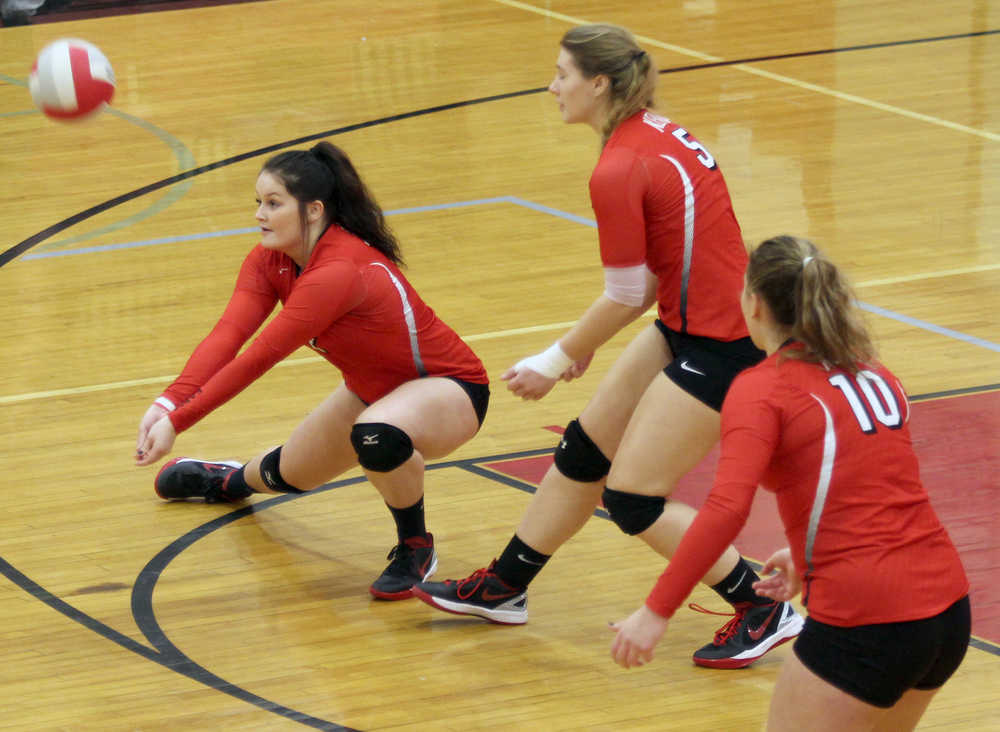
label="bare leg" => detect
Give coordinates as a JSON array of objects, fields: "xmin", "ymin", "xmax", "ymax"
[
  {"xmin": 516, "ymin": 324, "xmax": 671, "ymax": 554},
  {"xmin": 243, "ymin": 384, "xmax": 365, "ymax": 493},
  {"xmin": 354, "ymin": 377, "xmax": 481, "ymax": 508},
  {"xmin": 607, "ymin": 374, "xmax": 740, "ymax": 585},
  {"xmin": 767, "ymin": 652, "xmax": 937, "ymax": 732}
]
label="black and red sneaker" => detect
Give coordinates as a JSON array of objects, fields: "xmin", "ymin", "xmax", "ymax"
[
  {"xmin": 369, "ymin": 533, "xmax": 437, "ymax": 600},
  {"xmin": 154, "ymin": 457, "xmax": 245, "ymax": 503},
  {"xmin": 690, "ymin": 601, "xmax": 804, "ymax": 669},
  {"xmin": 412, "ymin": 561, "xmax": 527, "ymax": 624}
]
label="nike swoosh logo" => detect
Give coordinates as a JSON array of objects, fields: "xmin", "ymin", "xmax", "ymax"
[
  {"xmin": 747, "ymin": 604, "xmax": 782, "ymax": 641},
  {"xmin": 517, "ymin": 553, "xmax": 545, "ymax": 566},
  {"xmin": 480, "ymin": 589, "xmax": 521, "ymax": 602},
  {"xmin": 679, "ymin": 360, "xmax": 706, "ymax": 376},
  {"xmin": 726, "ymin": 569, "xmax": 747, "ymax": 594}
]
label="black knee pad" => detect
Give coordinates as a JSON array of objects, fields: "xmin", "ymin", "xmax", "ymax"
[
  {"xmin": 553, "ymin": 419, "xmax": 611, "ymax": 482},
  {"xmin": 602, "ymin": 487, "xmax": 666, "ymax": 535},
  {"xmin": 259, "ymin": 446, "xmax": 304, "ymax": 494},
  {"xmin": 350, "ymin": 422, "xmax": 414, "ymax": 472}
]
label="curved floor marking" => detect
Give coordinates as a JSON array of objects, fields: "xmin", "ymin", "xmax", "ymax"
[{"xmin": 0, "ymin": 72, "xmax": 197, "ymax": 253}]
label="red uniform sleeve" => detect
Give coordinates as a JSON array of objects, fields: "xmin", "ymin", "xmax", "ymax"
[
  {"xmin": 161, "ymin": 251, "xmax": 278, "ymax": 408},
  {"xmin": 168, "ymin": 256, "xmax": 367, "ymax": 433},
  {"xmin": 589, "ymin": 148, "xmax": 650, "ymax": 268},
  {"xmin": 645, "ymin": 372, "xmax": 781, "ymax": 617}
]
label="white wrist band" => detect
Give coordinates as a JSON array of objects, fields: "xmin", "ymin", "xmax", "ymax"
[
  {"xmin": 514, "ymin": 342, "xmax": 574, "ymax": 379},
  {"xmin": 155, "ymin": 396, "xmax": 176, "ymax": 412}
]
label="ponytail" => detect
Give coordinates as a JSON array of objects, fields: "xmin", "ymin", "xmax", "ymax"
[
  {"xmin": 746, "ymin": 236, "xmax": 875, "ymax": 373},
  {"xmin": 262, "ymin": 142, "xmax": 403, "ymax": 265}
]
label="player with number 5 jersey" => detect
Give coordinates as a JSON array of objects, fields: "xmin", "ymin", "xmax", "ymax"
[
  {"xmin": 415, "ymin": 23, "xmax": 803, "ymax": 669},
  {"xmin": 611, "ymin": 235, "xmax": 969, "ymax": 731}
]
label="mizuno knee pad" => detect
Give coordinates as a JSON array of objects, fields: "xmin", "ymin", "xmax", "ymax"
[{"xmin": 350, "ymin": 422, "xmax": 414, "ymax": 472}]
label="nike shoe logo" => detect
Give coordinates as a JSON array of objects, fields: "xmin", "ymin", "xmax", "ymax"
[
  {"xmin": 679, "ymin": 360, "xmax": 706, "ymax": 376},
  {"xmin": 480, "ymin": 588, "xmax": 522, "ymax": 602},
  {"xmin": 747, "ymin": 604, "xmax": 782, "ymax": 641},
  {"xmin": 517, "ymin": 553, "xmax": 545, "ymax": 566},
  {"xmin": 726, "ymin": 569, "xmax": 747, "ymax": 594}
]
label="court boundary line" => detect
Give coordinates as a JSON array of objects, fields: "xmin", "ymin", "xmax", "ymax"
[
  {"xmin": 1, "ymin": 193, "xmax": 996, "ymax": 407},
  {"xmin": 3, "ymin": 25, "xmax": 998, "ymax": 267},
  {"xmin": 491, "ymin": 0, "xmax": 999, "ymax": 142},
  {"xmin": 0, "ymin": 428, "xmax": 996, "ymax": 731}
]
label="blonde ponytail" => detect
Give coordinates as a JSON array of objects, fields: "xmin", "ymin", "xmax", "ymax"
[{"xmin": 560, "ymin": 24, "xmax": 657, "ymax": 146}]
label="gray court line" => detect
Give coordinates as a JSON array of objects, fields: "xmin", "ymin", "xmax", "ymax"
[
  {"xmin": 20, "ymin": 196, "xmax": 1000, "ymax": 354},
  {"xmin": 859, "ymin": 302, "xmax": 1000, "ymax": 353},
  {"xmin": 0, "ymin": 71, "xmax": 198, "ymax": 252}
]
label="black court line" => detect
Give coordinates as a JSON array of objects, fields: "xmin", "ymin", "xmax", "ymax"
[
  {"xmin": 2, "ymin": 27, "xmax": 996, "ymax": 268},
  {"xmin": 911, "ymin": 383, "xmax": 1000, "ymax": 401},
  {"xmin": 1, "ymin": 24, "xmax": 997, "ymax": 728},
  {"xmin": 1, "ymin": 442, "xmax": 997, "ymax": 731}
]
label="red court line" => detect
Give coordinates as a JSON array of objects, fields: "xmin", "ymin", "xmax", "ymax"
[{"xmin": 485, "ymin": 391, "xmax": 1000, "ymax": 647}]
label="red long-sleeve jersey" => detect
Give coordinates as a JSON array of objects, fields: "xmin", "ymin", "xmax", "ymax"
[
  {"xmin": 646, "ymin": 346, "xmax": 968, "ymax": 626},
  {"xmin": 161, "ymin": 226, "xmax": 486, "ymax": 433}
]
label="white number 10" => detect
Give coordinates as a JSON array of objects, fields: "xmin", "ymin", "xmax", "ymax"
[{"xmin": 828, "ymin": 371, "xmax": 903, "ymax": 433}]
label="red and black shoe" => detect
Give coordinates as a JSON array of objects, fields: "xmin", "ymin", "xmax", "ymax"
[
  {"xmin": 412, "ymin": 560, "xmax": 527, "ymax": 624},
  {"xmin": 154, "ymin": 457, "xmax": 245, "ymax": 503},
  {"xmin": 690, "ymin": 601, "xmax": 804, "ymax": 669},
  {"xmin": 369, "ymin": 533, "xmax": 437, "ymax": 600}
]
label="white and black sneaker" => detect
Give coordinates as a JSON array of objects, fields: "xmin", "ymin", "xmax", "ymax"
[
  {"xmin": 154, "ymin": 458, "xmax": 246, "ymax": 503},
  {"xmin": 412, "ymin": 561, "xmax": 528, "ymax": 625},
  {"xmin": 690, "ymin": 601, "xmax": 804, "ymax": 669}
]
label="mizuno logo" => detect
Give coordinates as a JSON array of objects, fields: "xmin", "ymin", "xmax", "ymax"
[
  {"xmin": 747, "ymin": 604, "xmax": 781, "ymax": 641},
  {"xmin": 279, "ymin": 267, "xmax": 289, "ymax": 274},
  {"xmin": 679, "ymin": 360, "xmax": 706, "ymax": 376},
  {"xmin": 362, "ymin": 435, "xmax": 379, "ymax": 445}
]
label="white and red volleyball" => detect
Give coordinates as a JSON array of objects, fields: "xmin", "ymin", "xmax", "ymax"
[{"xmin": 29, "ymin": 38, "xmax": 115, "ymax": 121}]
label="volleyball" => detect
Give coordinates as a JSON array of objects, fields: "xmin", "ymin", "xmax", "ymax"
[{"xmin": 29, "ymin": 39, "xmax": 115, "ymax": 121}]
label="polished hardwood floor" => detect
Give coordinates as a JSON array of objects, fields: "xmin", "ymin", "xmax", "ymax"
[{"xmin": 0, "ymin": 1, "xmax": 997, "ymax": 729}]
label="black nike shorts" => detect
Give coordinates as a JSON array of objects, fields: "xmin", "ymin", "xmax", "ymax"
[
  {"xmin": 654, "ymin": 320, "xmax": 765, "ymax": 412},
  {"xmin": 793, "ymin": 595, "xmax": 971, "ymax": 708}
]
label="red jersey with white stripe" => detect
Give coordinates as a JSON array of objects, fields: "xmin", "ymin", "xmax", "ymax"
[
  {"xmin": 646, "ymin": 345, "xmax": 968, "ymax": 626},
  {"xmin": 590, "ymin": 110, "xmax": 748, "ymax": 340},
  {"xmin": 162, "ymin": 226, "xmax": 487, "ymax": 433}
]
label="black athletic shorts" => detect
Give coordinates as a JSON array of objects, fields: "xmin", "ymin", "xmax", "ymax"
[
  {"xmin": 358, "ymin": 378, "xmax": 490, "ymax": 427},
  {"xmin": 446, "ymin": 377, "xmax": 490, "ymax": 426},
  {"xmin": 654, "ymin": 320, "xmax": 765, "ymax": 412},
  {"xmin": 793, "ymin": 596, "xmax": 971, "ymax": 708}
]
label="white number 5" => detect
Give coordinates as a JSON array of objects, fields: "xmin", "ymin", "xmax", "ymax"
[{"xmin": 671, "ymin": 127, "xmax": 717, "ymax": 169}]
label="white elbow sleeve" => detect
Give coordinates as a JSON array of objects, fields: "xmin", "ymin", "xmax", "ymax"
[{"xmin": 603, "ymin": 264, "xmax": 650, "ymax": 307}]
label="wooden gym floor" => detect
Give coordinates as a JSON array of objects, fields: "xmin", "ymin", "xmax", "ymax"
[{"xmin": 0, "ymin": 1, "xmax": 997, "ymax": 729}]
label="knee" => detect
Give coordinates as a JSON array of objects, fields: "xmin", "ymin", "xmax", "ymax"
[
  {"xmin": 553, "ymin": 419, "xmax": 611, "ymax": 482},
  {"xmin": 602, "ymin": 487, "xmax": 666, "ymax": 535},
  {"xmin": 258, "ymin": 446, "xmax": 304, "ymax": 494},
  {"xmin": 350, "ymin": 422, "xmax": 414, "ymax": 472}
]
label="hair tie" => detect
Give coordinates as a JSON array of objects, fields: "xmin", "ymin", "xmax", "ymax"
[
  {"xmin": 802, "ymin": 256, "xmax": 814, "ymax": 266},
  {"xmin": 609, "ymin": 49, "xmax": 646, "ymax": 73}
]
